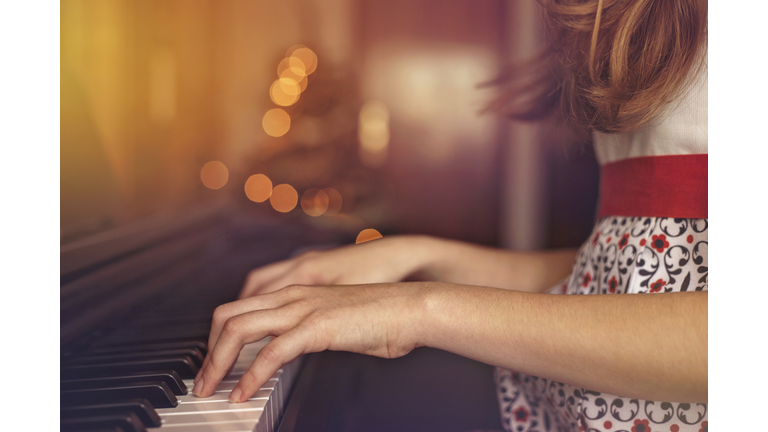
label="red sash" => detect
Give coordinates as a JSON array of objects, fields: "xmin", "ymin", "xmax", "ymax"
[{"xmin": 598, "ymin": 154, "xmax": 708, "ymax": 219}]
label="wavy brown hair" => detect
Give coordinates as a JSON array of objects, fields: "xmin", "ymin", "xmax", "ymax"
[{"xmin": 489, "ymin": 0, "xmax": 707, "ymax": 133}]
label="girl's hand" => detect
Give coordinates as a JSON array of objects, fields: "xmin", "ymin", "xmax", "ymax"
[
  {"xmin": 193, "ymin": 283, "xmax": 428, "ymax": 402},
  {"xmin": 238, "ymin": 236, "xmax": 433, "ymax": 299}
]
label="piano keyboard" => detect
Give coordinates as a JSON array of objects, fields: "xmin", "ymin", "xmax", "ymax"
[
  {"xmin": 62, "ymin": 336, "xmax": 301, "ymax": 432},
  {"xmin": 155, "ymin": 339, "xmax": 301, "ymax": 432},
  {"xmin": 60, "ymin": 215, "xmax": 341, "ymax": 432}
]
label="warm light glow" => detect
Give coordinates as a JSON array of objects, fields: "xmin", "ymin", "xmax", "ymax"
[
  {"xmin": 270, "ymin": 184, "xmax": 298, "ymax": 213},
  {"xmin": 287, "ymin": 47, "xmax": 318, "ymax": 75},
  {"xmin": 269, "ymin": 78, "xmax": 300, "ymax": 106},
  {"xmin": 358, "ymin": 100, "xmax": 390, "ymax": 168},
  {"xmin": 244, "ymin": 174, "xmax": 273, "ymax": 203},
  {"xmin": 301, "ymin": 188, "xmax": 330, "ymax": 217},
  {"xmin": 149, "ymin": 49, "xmax": 176, "ymax": 124},
  {"xmin": 262, "ymin": 109, "xmax": 291, "ymax": 137},
  {"xmin": 356, "ymin": 228, "xmax": 383, "ymax": 244},
  {"xmin": 277, "ymin": 56, "xmax": 307, "ymax": 77},
  {"xmin": 279, "ymin": 67, "xmax": 308, "ymax": 93},
  {"xmin": 322, "ymin": 188, "xmax": 343, "ymax": 216},
  {"xmin": 200, "ymin": 161, "xmax": 229, "ymax": 190}
]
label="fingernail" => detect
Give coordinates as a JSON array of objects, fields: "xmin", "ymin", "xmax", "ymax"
[
  {"xmin": 193, "ymin": 377, "xmax": 204, "ymax": 397},
  {"xmin": 229, "ymin": 388, "xmax": 242, "ymax": 403},
  {"xmin": 194, "ymin": 370, "xmax": 202, "ymax": 384}
]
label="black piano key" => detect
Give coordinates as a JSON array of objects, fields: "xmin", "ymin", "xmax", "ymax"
[
  {"xmin": 63, "ymin": 347, "xmax": 205, "ymax": 368},
  {"xmin": 60, "ymin": 398, "xmax": 162, "ymax": 427},
  {"xmin": 61, "ymin": 371, "xmax": 187, "ymax": 395},
  {"xmin": 61, "ymin": 355, "xmax": 199, "ymax": 379},
  {"xmin": 61, "ymin": 381, "xmax": 178, "ymax": 409},
  {"xmin": 60, "ymin": 412, "xmax": 146, "ymax": 432}
]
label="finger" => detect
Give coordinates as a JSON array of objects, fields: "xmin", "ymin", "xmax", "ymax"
[
  {"xmin": 195, "ymin": 307, "xmax": 299, "ymax": 397},
  {"xmin": 239, "ymin": 260, "xmax": 295, "ymax": 299},
  {"xmin": 208, "ymin": 290, "xmax": 296, "ymax": 354},
  {"xmin": 229, "ymin": 325, "xmax": 318, "ymax": 403},
  {"xmin": 197, "ymin": 287, "xmax": 305, "ymax": 384}
]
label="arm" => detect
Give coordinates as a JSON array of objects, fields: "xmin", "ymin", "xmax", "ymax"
[
  {"xmin": 239, "ymin": 235, "xmax": 577, "ymax": 297},
  {"xmin": 193, "ymin": 282, "xmax": 707, "ymax": 405}
]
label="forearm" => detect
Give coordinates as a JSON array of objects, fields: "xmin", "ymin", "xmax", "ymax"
[
  {"xmin": 408, "ymin": 235, "xmax": 577, "ymax": 293},
  {"xmin": 415, "ymin": 283, "xmax": 707, "ymax": 403}
]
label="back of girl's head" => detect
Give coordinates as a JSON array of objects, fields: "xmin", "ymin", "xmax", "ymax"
[{"xmin": 492, "ymin": 0, "xmax": 707, "ymax": 133}]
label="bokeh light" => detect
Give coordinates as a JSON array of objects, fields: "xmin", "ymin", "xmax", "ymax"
[
  {"xmin": 270, "ymin": 184, "xmax": 298, "ymax": 213},
  {"xmin": 200, "ymin": 161, "xmax": 229, "ymax": 190},
  {"xmin": 322, "ymin": 187, "xmax": 343, "ymax": 216},
  {"xmin": 262, "ymin": 108, "xmax": 291, "ymax": 137},
  {"xmin": 359, "ymin": 100, "xmax": 390, "ymax": 152},
  {"xmin": 269, "ymin": 78, "xmax": 300, "ymax": 106},
  {"xmin": 279, "ymin": 67, "xmax": 308, "ymax": 93},
  {"xmin": 358, "ymin": 100, "xmax": 390, "ymax": 168},
  {"xmin": 277, "ymin": 56, "xmax": 307, "ymax": 77},
  {"xmin": 286, "ymin": 46, "xmax": 318, "ymax": 75},
  {"xmin": 244, "ymin": 174, "xmax": 273, "ymax": 203},
  {"xmin": 356, "ymin": 228, "xmax": 383, "ymax": 244},
  {"xmin": 301, "ymin": 188, "xmax": 330, "ymax": 217}
]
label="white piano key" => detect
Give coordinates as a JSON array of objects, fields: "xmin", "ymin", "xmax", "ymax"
[
  {"xmin": 178, "ymin": 389, "xmax": 271, "ymax": 404},
  {"xmin": 157, "ymin": 399, "xmax": 267, "ymax": 416},
  {"xmin": 156, "ymin": 421, "xmax": 258, "ymax": 431},
  {"xmin": 160, "ymin": 410, "xmax": 264, "ymax": 425}
]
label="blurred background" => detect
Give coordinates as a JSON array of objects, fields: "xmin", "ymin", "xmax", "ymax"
[{"xmin": 60, "ymin": 0, "xmax": 599, "ymax": 250}]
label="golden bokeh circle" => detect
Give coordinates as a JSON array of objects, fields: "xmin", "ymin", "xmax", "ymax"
[
  {"xmin": 244, "ymin": 174, "xmax": 273, "ymax": 203},
  {"xmin": 262, "ymin": 109, "xmax": 291, "ymax": 137},
  {"xmin": 290, "ymin": 47, "xmax": 318, "ymax": 75},
  {"xmin": 301, "ymin": 188, "xmax": 330, "ymax": 217},
  {"xmin": 270, "ymin": 184, "xmax": 298, "ymax": 213},
  {"xmin": 321, "ymin": 188, "xmax": 342, "ymax": 216},
  {"xmin": 279, "ymin": 68, "xmax": 308, "ymax": 92},
  {"xmin": 200, "ymin": 161, "xmax": 229, "ymax": 190},
  {"xmin": 269, "ymin": 79, "xmax": 300, "ymax": 106},
  {"xmin": 356, "ymin": 228, "xmax": 383, "ymax": 244}
]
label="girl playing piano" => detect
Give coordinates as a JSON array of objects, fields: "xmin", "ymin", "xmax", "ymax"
[{"xmin": 194, "ymin": 1, "xmax": 708, "ymax": 431}]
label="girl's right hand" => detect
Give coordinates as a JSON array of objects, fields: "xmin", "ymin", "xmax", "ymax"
[{"xmin": 238, "ymin": 235, "xmax": 433, "ymax": 299}]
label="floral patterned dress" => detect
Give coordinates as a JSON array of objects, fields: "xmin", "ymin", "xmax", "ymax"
[
  {"xmin": 495, "ymin": 56, "xmax": 708, "ymax": 432},
  {"xmin": 495, "ymin": 216, "xmax": 708, "ymax": 432}
]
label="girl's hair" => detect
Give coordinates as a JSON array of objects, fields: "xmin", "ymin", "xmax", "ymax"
[{"xmin": 489, "ymin": 0, "xmax": 707, "ymax": 133}]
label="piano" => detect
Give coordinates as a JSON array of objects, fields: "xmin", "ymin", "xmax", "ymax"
[
  {"xmin": 60, "ymin": 205, "xmax": 505, "ymax": 432},
  {"xmin": 60, "ymin": 206, "xmax": 336, "ymax": 432}
]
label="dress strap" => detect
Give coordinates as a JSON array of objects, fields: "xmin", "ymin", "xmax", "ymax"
[{"xmin": 598, "ymin": 154, "xmax": 708, "ymax": 219}]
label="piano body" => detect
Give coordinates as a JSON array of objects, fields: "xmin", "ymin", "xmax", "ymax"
[{"xmin": 60, "ymin": 206, "xmax": 504, "ymax": 432}]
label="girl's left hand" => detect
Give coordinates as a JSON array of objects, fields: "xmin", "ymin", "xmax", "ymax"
[{"xmin": 192, "ymin": 283, "xmax": 429, "ymax": 402}]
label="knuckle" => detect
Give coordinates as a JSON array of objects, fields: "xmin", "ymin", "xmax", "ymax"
[
  {"xmin": 212, "ymin": 304, "xmax": 229, "ymax": 324},
  {"xmin": 222, "ymin": 317, "xmax": 243, "ymax": 336},
  {"xmin": 259, "ymin": 343, "xmax": 283, "ymax": 365},
  {"xmin": 285, "ymin": 284, "xmax": 309, "ymax": 296}
]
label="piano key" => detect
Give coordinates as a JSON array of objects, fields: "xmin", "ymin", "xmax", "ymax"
[
  {"xmin": 158, "ymin": 410, "xmax": 263, "ymax": 425},
  {"xmin": 61, "ymin": 355, "xmax": 199, "ymax": 379},
  {"xmin": 60, "ymin": 399, "xmax": 162, "ymax": 427},
  {"xmin": 176, "ymin": 389, "xmax": 271, "ymax": 404},
  {"xmin": 61, "ymin": 371, "xmax": 188, "ymax": 395},
  {"xmin": 156, "ymin": 399, "xmax": 267, "ymax": 415},
  {"xmin": 61, "ymin": 382, "xmax": 179, "ymax": 409},
  {"xmin": 63, "ymin": 348, "xmax": 205, "ymax": 368},
  {"xmin": 60, "ymin": 412, "xmax": 147, "ymax": 432},
  {"xmin": 155, "ymin": 422, "xmax": 259, "ymax": 432}
]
